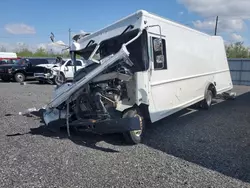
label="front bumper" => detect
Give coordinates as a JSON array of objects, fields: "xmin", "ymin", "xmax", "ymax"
[
  {"xmin": 70, "ymin": 117, "xmax": 141, "ymax": 134},
  {"xmin": 34, "ymin": 73, "xmax": 54, "ymax": 79},
  {"xmin": 43, "ymin": 108, "xmax": 141, "ymax": 134},
  {"xmin": 0, "ymin": 72, "xmax": 13, "ymax": 79}
]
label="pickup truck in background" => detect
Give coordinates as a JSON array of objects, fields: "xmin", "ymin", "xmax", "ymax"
[
  {"xmin": 34, "ymin": 58, "xmax": 87, "ymax": 85},
  {"xmin": 0, "ymin": 57, "xmax": 54, "ymax": 82}
]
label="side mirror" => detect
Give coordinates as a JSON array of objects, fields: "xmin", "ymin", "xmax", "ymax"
[
  {"xmin": 64, "ymin": 66, "xmax": 69, "ymax": 71},
  {"xmin": 153, "ymin": 38, "xmax": 162, "ymax": 52},
  {"xmin": 27, "ymin": 62, "xmax": 32, "ymax": 67}
]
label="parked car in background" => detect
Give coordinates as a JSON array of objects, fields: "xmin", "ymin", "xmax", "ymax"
[
  {"xmin": 34, "ymin": 58, "xmax": 88, "ymax": 85},
  {"xmin": 0, "ymin": 57, "xmax": 54, "ymax": 82}
]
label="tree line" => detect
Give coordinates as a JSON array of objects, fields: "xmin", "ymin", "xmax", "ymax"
[
  {"xmin": 0, "ymin": 46, "xmax": 70, "ymax": 58},
  {"xmin": 226, "ymin": 42, "xmax": 250, "ymax": 58},
  {"xmin": 1, "ymin": 42, "xmax": 250, "ymax": 58}
]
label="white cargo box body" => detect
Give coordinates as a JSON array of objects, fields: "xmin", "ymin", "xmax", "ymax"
[
  {"xmin": 71, "ymin": 10, "xmax": 233, "ymax": 123},
  {"xmin": 141, "ymin": 11, "xmax": 233, "ymax": 122}
]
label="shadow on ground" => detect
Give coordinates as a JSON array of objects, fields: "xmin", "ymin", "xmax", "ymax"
[
  {"xmin": 6, "ymin": 109, "xmax": 124, "ymax": 153},
  {"xmin": 7, "ymin": 126, "xmax": 123, "ymax": 153},
  {"xmin": 143, "ymin": 91, "xmax": 250, "ymax": 183}
]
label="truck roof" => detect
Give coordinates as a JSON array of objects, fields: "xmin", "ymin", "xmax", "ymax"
[
  {"xmin": 140, "ymin": 10, "xmax": 211, "ymax": 37},
  {"xmin": 72, "ymin": 9, "xmax": 211, "ymax": 51}
]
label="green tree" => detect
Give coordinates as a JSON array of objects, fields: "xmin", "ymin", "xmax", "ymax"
[
  {"xmin": 16, "ymin": 48, "xmax": 33, "ymax": 57},
  {"xmin": 33, "ymin": 47, "xmax": 48, "ymax": 57},
  {"xmin": 226, "ymin": 42, "xmax": 250, "ymax": 58}
]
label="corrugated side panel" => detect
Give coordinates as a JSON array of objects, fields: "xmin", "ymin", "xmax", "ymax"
[
  {"xmin": 228, "ymin": 60, "xmax": 241, "ymax": 70},
  {"xmin": 228, "ymin": 59, "xmax": 250, "ymax": 86},
  {"xmin": 242, "ymin": 60, "xmax": 250, "ymax": 70},
  {"xmin": 230, "ymin": 71, "xmax": 241, "ymax": 82},
  {"xmin": 241, "ymin": 81, "xmax": 250, "ymax": 86}
]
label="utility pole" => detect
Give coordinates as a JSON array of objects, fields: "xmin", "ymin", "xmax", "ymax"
[
  {"xmin": 69, "ymin": 28, "xmax": 76, "ymax": 75},
  {"xmin": 214, "ymin": 16, "xmax": 219, "ymax": 36},
  {"xmin": 68, "ymin": 28, "xmax": 71, "ymax": 47}
]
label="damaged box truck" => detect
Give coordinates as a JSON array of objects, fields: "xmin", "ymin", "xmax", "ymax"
[{"xmin": 43, "ymin": 10, "xmax": 233, "ymax": 144}]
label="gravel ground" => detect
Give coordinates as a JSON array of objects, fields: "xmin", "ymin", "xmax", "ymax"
[{"xmin": 0, "ymin": 82, "xmax": 250, "ymax": 188}]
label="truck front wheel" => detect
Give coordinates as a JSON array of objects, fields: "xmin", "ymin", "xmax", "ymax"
[
  {"xmin": 54, "ymin": 73, "xmax": 65, "ymax": 86},
  {"xmin": 122, "ymin": 108, "xmax": 145, "ymax": 145},
  {"xmin": 14, "ymin": 73, "xmax": 25, "ymax": 83}
]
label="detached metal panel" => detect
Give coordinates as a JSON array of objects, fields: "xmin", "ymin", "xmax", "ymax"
[{"xmin": 228, "ymin": 58, "xmax": 250, "ymax": 86}]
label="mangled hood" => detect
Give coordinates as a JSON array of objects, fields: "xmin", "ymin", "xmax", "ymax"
[{"xmin": 46, "ymin": 45, "xmax": 133, "ymax": 109}]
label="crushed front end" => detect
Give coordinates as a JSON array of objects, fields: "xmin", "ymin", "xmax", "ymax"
[
  {"xmin": 43, "ymin": 46, "xmax": 141, "ymax": 135},
  {"xmin": 43, "ymin": 27, "xmax": 149, "ymax": 142}
]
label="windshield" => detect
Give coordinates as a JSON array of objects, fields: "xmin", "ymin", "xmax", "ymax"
[
  {"xmin": 73, "ymin": 61, "xmax": 100, "ymax": 82},
  {"xmin": 75, "ymin": 29, "xmax": 140, "ymax": 63},
  {"xmin": 51, "ymin": 58, "xmax": 65, "ymax": 65},
  {"xmin": 14, "ymin": 59, "xmax": 27, "ymax": 65}
]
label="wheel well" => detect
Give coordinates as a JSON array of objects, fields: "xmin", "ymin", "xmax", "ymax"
[
  {"xmin": 59, "ymin": 71, "xmax": 65, "ymax": 77},
  {"xmin": 122, "ymin": 104, "xmax": 151, "ymax": 122},
  {"xmin": 54, "ymin": 71, "xmax": 65, "ymax": 79},
  {"xmin": 14, "ymin": 71, "xmax": 25, "ymax": 76}
]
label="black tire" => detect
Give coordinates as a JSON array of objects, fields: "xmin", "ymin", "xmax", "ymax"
[
  {"xmin": 201, "ymin": 89, "xmax": 213, "ymax": 109},
  {"xmin": 54, "ymin": 73, "xmax": 66, "ymax": 86},
  {"xmin": 122, "ymin": 108, "xmax": 145, "ymax": 145},
  {"xmin": 14, "ymin": 72, "xmax": 25, "ymax": 83}
]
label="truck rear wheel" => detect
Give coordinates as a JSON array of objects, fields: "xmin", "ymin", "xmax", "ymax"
[
  {"xmin": 201, "ymin": 89, "xmax": 213, "ymax": 109},
  {"xmin": 14, "ymin": 73, "xmax": 25, "ymax": 83},
  {"xmin": 122, "ymin": 108, "xmax": 145, "ymax": 145}
]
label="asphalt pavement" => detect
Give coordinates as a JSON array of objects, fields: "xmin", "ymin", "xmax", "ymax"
[{"xmin": 0, "ymin": 82, "xmax": 250, "ymax": 188}]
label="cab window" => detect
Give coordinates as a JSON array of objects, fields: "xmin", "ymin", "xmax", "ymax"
[{"xmin": 151, "ymin": 37, "xmax": 167, "ymax": 70}]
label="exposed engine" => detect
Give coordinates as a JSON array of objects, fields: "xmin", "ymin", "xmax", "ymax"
[{"xmin": 69, "ymin": 64, "xmax": 133, "ymax": 121}]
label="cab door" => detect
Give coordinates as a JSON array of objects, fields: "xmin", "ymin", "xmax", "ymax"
[
  {"xmin": 147, "ymin": 33, "xmax": 169, "ymax": 122},
  {"xmin": 64, "ymin": 60, "xmax": 83, "ymax": 79},
  {"xmin": 26, "ymin": 59, "xmax": 49, "ymax": 77}
]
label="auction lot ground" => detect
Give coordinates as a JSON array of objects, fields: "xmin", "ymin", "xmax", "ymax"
[{"xmin": 0, "ymin": 82, "xmax": 250, "ymax": 188}]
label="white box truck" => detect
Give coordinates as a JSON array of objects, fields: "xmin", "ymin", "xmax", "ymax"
[{"xmin": 42, "ymin": 10, "xmax": 234, "ymax": 144}]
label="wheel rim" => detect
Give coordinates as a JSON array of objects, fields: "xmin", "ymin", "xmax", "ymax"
[
  {"xmin": 130, "ymin": 114, "xmax": 143, "ymax": 137},
  {"xmin": 17, "ymin": 74, "xmax": 24, "ymax": 82},
  {"xmin": 55, "ymin": 75, "xmax": 64, "ymax": 85}
]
